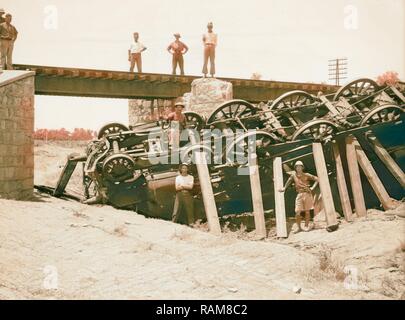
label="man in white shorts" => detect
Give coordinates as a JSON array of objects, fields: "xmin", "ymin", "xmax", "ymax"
[{"xmin": 279, "ymin": 161, "xmax": 318, "ymax": 233}]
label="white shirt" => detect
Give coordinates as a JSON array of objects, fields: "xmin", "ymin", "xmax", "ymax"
[
  {"xmin": 129, "ymin": 41, "xmax": 145, "ymax": 54},
  {"xmin": 203, "ymin": 32, "xmax": 218, "ymax": 46},
  {"xmin": 176, "ymin": 174, "xmax": 194, "ymax": 190}
]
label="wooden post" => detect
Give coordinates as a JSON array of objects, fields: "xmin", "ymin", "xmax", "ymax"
[
  {"xmin": 312, "ymin": 143, "xmax": 339, "ymax": 230},
  {"xmin": 249, "ymin": 154, "xmax": 267, "ymax": 239},
  {"xmin": 353, "ymin": 140, "xmax": 396, "ymax": 210},
  {"xmin": 346, "ymin": 135, "xmax": 367, "ymax": 217},
  {"xmin": 366, "ymin": 132, "xmax": 405, "ymax": 189},
  {"xmin": 188, "ymin": 131, "xmax": 221, "ymax": 235},
  {"xmin": 332, "ymin": 142, "xmax": 353, "ymax": 221},
  {"xmin": 273, "ymin": 157, "xmax": 287, "ymax": 238}
]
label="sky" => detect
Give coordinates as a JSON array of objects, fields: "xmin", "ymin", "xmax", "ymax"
[{"xmin": 3, "ymin": 0, "xmax": 405, "ymax": 131}]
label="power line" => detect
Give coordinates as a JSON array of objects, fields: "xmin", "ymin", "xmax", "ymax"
[{"xmin": 328, "ymin": 58, "xmax": 348, "ymax": 86}]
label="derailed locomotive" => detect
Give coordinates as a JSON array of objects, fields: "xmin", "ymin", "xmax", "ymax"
[{"xmin": 53, "ymin": 78, "xmax": 405, "ymax": 223}]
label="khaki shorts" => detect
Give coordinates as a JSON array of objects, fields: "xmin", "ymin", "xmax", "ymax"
[{"xmin": 295, "ymin": 192, "xmax": 314, "ymax": 213}]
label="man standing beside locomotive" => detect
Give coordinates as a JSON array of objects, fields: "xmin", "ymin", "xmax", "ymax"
[
  {"xmin": 128, "ymin": 32, "xmax": 147, "ymax": 73},
  {"xmin": 167, "ymin": 33, "xmax": 188, "ymax": 75},
  {"xmin": 279, "ymin": 161, "xmax": 318, "ymax": 233},
  {"xmin": 172, "ymin": 164, "xmax": 195, "ymax": 225},
  {"xmin": 166, "ymin": 102, "xmax": 187, "ymax": 149},
  {"xmin": 202, "ymin": 22, "xmax": 217, "ymax": 78},
  {"xmin": 0, "ymin": 13, "xmax": 18, "ymax": 70}
]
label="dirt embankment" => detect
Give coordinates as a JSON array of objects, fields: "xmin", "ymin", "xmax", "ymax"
[
  {"xmin": 0, "ymin": 195, "xmax": 403, "ymax": 300},
  {"xmin": 0, "ymin": 142, "xmax": 403, "ymax": 300}
]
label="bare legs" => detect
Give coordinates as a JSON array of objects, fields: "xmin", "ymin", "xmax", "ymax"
[{"xmin": 294, "ymin": 210, "xmax": 311, "ymax": 233}]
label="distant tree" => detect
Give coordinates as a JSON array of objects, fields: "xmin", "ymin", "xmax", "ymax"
[
  {"xmin": 251, "ymin": 72, "xmax": 262, "ymax": 80},
  {"xmin": 376, "ymin": 71, "xmax": 400, "ymax": 86},
  {"xmin": 71, "ymin": 128, "xmax": 94, "ymax": 140},
  {"xmin": 33, "ymin": 128, "xmax": 96, "ymax": 141},
  {"xmin": 56, "ymin": 128, "xmax": 70, "ymax": 140},
  {"xmin": 33, "ymin": 129, "xmax": 45, "ymax": 140}
]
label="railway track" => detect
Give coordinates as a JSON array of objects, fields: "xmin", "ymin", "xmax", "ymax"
[{"xmin": 13, "ymin": 64, "xmax": 338, "ymax": 101}]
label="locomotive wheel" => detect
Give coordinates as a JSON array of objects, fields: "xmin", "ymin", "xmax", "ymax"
[
  {"xmin": 269, "ymin": 90, "xmax": 317, "ymax": 111},
  {"xmin": 206, "ymin": 100, "xmax": 258, "ymax": 127},
  {"xmin": 183, "ymin": 111, "xmax": 205, "ymax": 131},
  {"xmin": 360, "ymin": 104, "xmax": 403, "ymax": 127},
  {"xmin": 102, "ymin": 153, "xmax": 135, "ymax": 183},
  {"xmin": 291, "ymin": 119, "xmax": 340, "ymax": 142},
  {"xmin": 225, "ymin": 131, "xmax": 274, "ymax": 165},
  {"xmin": 98, "ymin": 122, "xmax": 129, "ymax": 139},
  {"xmin": 334, "ymin": 78, "xmax": 379, "ymax": 102},
  {"xmin": 269, "ymin": 90, "xmax": 319, "ymax": 125}
]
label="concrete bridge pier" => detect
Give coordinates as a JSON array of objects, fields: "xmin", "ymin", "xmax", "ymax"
[
  {"xmin": 128, "ymin": 78, "xmax": 234, "ymax": 126},
  {"xmin": 186, "ymin": 77, "xmax": 233, "ymax": 118},
  {"xmin": 0, "ymin": 71, "xmax": 35, "ymax": 200}
]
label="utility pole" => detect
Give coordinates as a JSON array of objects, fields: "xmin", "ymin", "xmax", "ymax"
[{"xmin": 328, "ymin": 58, "xmax": 348, "ymax": 86}]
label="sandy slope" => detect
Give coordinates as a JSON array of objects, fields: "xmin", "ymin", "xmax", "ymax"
[
  {"xmin": 0, "ymin": 195, "xmax": 403, "ymax": 300},
  {"xmin": 34, "ymin": 141, "xmax": 87, "ymax": 196},
  {"xmin": 0, "ymin": 141, "xmax": 403, "ymax": 300}
]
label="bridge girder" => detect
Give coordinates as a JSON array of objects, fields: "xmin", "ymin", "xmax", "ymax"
[{"xmin": 15, "ymin": 64, "xmax": 338, "ymax": 102}]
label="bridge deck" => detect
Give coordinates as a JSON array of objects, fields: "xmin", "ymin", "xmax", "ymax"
[{"xmin": 14, "ymin": 64, "xmax": 338, "ymax": 102}]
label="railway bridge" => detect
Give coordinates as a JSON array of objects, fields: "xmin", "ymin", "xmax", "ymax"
[
  {"xmin": 14, "ymin": 64, "xmax": 337, "ymax": 102},
  {"xmin": 1, "ymin": 64, "xmax": 337, "ymax": 200}
]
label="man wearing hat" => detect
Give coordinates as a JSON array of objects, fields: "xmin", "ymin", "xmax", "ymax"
[
  {"xmin": 202, "ymin": 22, "xmax": 218, "ymax": 77},
  {"xmin": 167, "ymin": 33, "xmax": 188, "ymax": 75},
  {"xmin": 279, "ymin": 161, "xmax": 318, "ymax": 233},
  {"xmin": 0, "ymin": 9, "xmax": 5, "ymax": 24},
  {"xmin": 128, "ymin": 32, "xmax": 147, "ymax": 73},
  {"xmin": 0, "ymin": 9, "xmax": 4, "ymax": 69},
  {"xmin": 166, "ymin": 102, "xmax": 187, "ymax": 148},
  {"xmin": 0, "ymin": 13, "xmax": 18, "ymax": 70},
  {"xmin": 167, "ymin": 102, "xmax": 187, "ymax": 124},
  {"xmin": 172, "ymin": 163, "xmax": 195, "ymax": 225}
]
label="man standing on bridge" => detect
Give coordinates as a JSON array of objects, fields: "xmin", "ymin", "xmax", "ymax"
[
  {"xmin": 0, "ymin": 8, "xmax": 4, "ymax": 69},
  {"xmin": 128, "ymin": 32, "xmax": 147, "ymax": 73},
  {"xmin": 167, "ymin": 33, "xmax": 188, "ymax": 75},
  {"xmin": 202, "ymin": 22, "xmax": 217, "ymax": 77},
  {"xmin": 0, "ymin": 13, "xmax": 18, "ymax": 70},
  {"xmin": 0, "ymin": 9, "xmax": 5, "ymax": 24}
]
